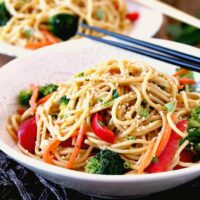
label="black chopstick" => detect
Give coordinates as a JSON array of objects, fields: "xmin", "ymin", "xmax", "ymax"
[
  {"xmin": 80, "ymin": 23, "xmax": 200, "ymax": 65},
  {"xmin": 77, "ymin": 32, "xmax": 200, "ymax": 73}
]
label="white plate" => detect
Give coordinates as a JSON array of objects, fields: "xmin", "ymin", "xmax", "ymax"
[
  {"xmin": 0, "ymin": 38, "xmax": 199, "ymax": 198},
  {"xmin": 0, "ymin": 1, "xmax": 163, "ymax": 57}
]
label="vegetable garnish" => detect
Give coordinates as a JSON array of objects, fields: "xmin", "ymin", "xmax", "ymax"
[
  {"xmin": 156, "ymin": 115, "xmax": 176, "ymax": 157},
  {"xmin": 173, "ymin": 69, "xmax": 189, "ymax": 77},
  {"xmin": 146, "ymin": 119, "xmax": 188, "ymax": 173},
  {"xmin": 43, "ymin": 138, "xmax": 60, "ymax": 164},
  {"xmin": 174, "ymin": 149, "xmax": 194, "ymax": 170},
  {"xmin": 25, "ymin": 40, "xmax": 52, "ymax": 49},
  {"xmin": 49, "ymin": 13, "xmax": 79, "ymax": 40},
  {"xmin": 91, "ymin": 113, "xmax": 115, "ymax": 143},
  {"xmin": 96, "ymin": 9, "xmax": 104, "ymax": 20},
  {"xmin": 85, "ymin": 150, "xmax": 126, "ymax": 175},
  {"xmin": 177, "ymin": 85, "xmax": 184, "ymax": 90},
  {"xmin": 152, "ymin": 157, "xmax": 158, "ymax": 163},
  {"xmin": 128, "ymin": 136, "xmax": 136, "ymax": 140},
  {"xmin": 103, "ymin": 100, "xmax": 114, "ymax": 107},
  {"xmin": 39, "ymin": 84, "xmax": 58, "ymax": 98},
  {"xmin": 41, "ymin": 29, "xmax": 61, "ymax": 44},
  {"xmin": 23, "ymin": 29, "xmax": 33, "ymax": 38},
  {"xmin": 0, "ymin": 2, "xmax": 11, "ymax": 26},
  {"xmin": 164, "ymin": 102, "xmax": 174, "ymax": 112},
  {"xmin": 126, "ymin": 12, "xmax": 139, "ymax": 21},
  {"xmin": 18, "ymin": 117, "xmax": 37, "ymax": 153},
  {"xmin": 66, "ymin": 122, "xmax": 87, "ymax": 169},
  {"xmin": 139, "ymin": 106, "xmax": 149, "ymax": 118},
  {"xmin": 112, "ymin": 89, "xmax": 119, "ymax": 99},
  {"xmin": 37, "ymin": 94, "xmax": 51, "ymax": 105},
  {"xmin": 58, "ymin": 96, "xmax": 70, "ymax": 117},
  {"xmin": 181, "ymin": 107, "xmax": 200, "ymax": 155},
  {"xmin": 18, "ymin": 89, "xmax": 32, "ymax": 107},
  {"xmin": 178, "ymin": 78, "xmax": 196, "ymax": 85},
  {"xmin": 17, "ymin": 107, "xmax": 26, "ymax": 115},
  {"xmin": 124, "ymin": 160, "xmax": 131, "ymax": 169},
  {"xmin": 78, "ymin": 72, "xmax": 84, "ymax": 77}
]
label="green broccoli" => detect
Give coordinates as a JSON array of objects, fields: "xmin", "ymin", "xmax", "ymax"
[
  {"xmin": 58, "ymin": 96, "xmax": 70, "ymax": 117},
  {"xmin": 49, "ymin": 13, "xmax": 79, "ymax": 40},
  {"xmin": 188, "ymin": 107, "xmax": 200, "ymax": 128},
  {"xmin": 0, "ymin": 2, "xmax": 11, "ymax": 26},
  {"xmin": 18, "ymin": 89, "xmax": 32, "ymax": 107},
  {"xmin": 85, "ymin": 150, "xmax": 126, "ymax": 175},
  {"xmin": 181, "ymin": 107, "xmax": 200, "ymax": 155},
  {"xmin": 39, "ymin": 84, "xmax": 58, "ymax": 98}
]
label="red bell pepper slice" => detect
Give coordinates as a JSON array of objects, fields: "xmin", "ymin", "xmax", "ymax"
[
  {"xmin": 91, "ymin": 113, "xmax": 115, "ymax": 144},
  {"xmin": 146, "ymin": 119, "xmax": 188, "ymax": 173},
  {"xmin": 174, "ymin": 149, "xmax": 194, "ymax": 170},
  {"xmin": 126, "ymin": 12, "xmax": 139, "ymax": 21}
]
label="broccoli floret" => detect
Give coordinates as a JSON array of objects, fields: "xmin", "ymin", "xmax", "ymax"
[
  {"xmin": 189, "ymin": 107, "xmax": 200, "ymax": 128},
  {"xmin": 0, "ymin": 2, "xmax": 11, "ymax": 26},
  {"xmin": 18, "ymin": 89, "xmax": 32, "ymax": 107},
  {"xmin": 39, "ymin": 84, "xmax": 58, "ymax": 98},
  {"xmin": 85, "ymin": 150, "xmax": 126, "ymax": 175},
  {"xmin": 49, "ymin": 14, "xmax": 79, "ymax": 40},
  {"xmin": 58, "ymin": 96, "xmax": 70, "ymax": 117},
  {"xmin": 181, "ymin": 107, "xmax": 200, "ymax": 155}
]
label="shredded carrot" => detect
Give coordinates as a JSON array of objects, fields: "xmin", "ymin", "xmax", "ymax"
[
  {"xmin": 137, "ymin": 139, "xmax": 155, "ymax": 174},
  {"xmin": 41, "ymin": 30, "xmax": 61, "ymax": 44},
  {"xmin": 173, "ymin": 69, "xmax": 188, "ymax": 77},
  {"xmin": 43, "ymin": 138, "xmax": 60, "ymax": 164},
  {"xmin": 155, "ymin": 115, "xmax": 176, "ymax": 157},
  {"xmin": 37, "ymin": 94, "xmax": 51, "ymax": 105},
  {"xmin": 178, "ymin": 78, "xmax": 196, "ymax": 85},
  {"xmin": 29, "ymin": 84, "xmax": 39, "ymax": 113},
  {"xmin": 66, "ymin": 122, "xmax": 87, "ymax": 169},
  {"xmin": 177, "ymin": 85, "xmax": 184, "ymax": 90},
  {"xmin": 25, "ymin": 41, "xmax": 52, "ymax": 49}
]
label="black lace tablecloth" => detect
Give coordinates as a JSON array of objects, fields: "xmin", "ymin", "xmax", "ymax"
[{"xmin": 1, "ymin": 150, "xmax": 200, "ymax": 200}]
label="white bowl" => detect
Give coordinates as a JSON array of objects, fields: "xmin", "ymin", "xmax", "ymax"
[{"xmin": 0, "ymin": 38, "xmax": 200, "ymax": 198}]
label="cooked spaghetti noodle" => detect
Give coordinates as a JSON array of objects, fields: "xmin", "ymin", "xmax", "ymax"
[
  {"xmin": 6, "ymin": 60, "xmax": 200, "ymax": 174},
  {"xmin": 0, "ymin": 0, "xmax": 131, "ymax": 48}
]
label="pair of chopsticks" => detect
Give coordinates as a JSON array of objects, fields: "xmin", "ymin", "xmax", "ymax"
[
  {"xmin": 135, "ymin": 0, "xmax": 200, "ymax": 29},
  {"xmin": 77, "ymin": 24, "xmax": 200, "ymax": 73}
]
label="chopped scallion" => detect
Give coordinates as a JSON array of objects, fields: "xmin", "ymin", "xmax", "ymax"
[
  {"xmin": 165, "ymin": 102, "xmax": 174, "ymax": 112},
  {"xmin": 139, "ymin": 106, "xmax": 149, "ymax": 118},
  {"xmin": 112, "ymin": 89, "xmax": 119, "ymax": 99}
]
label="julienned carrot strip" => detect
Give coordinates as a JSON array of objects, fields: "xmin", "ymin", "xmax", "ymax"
[
  {"xmin": 178, "ymin": 78, "xmax": 196, "ymax": 85},
  {"xmin": 29, "ymin": 84, "xmax": 39, "ymax": 113},
  {"xmin": 25, "ymin": 41, "xmax": 52, "ymax": 49},
  {"xmin": 173, "ymin": 69, "xmax": 188, "ymax": 77},
  {"xmin": 177, "ymin": 85, "xmax": 184, "ymax": 90},
  {"xmin": 43, "ymin": 138, "xmax": 60, "ymax": 164},
  {"xmin": 37, "ymin": 94, "xmax": 51, "ymax": 105},
  {"xmin": 66, "ymin": 122, "xmax": 87, "ymax": 169},
  {"xmin": 41, "ymin": 30, "xmax": 61, "ymax": 44},
  {"xmin": 155, "ymin": 115, "xmax": 176, "ymax": 157},
  {"xmin": 137, "ymin": 139, "xmax": 155, "ymax": 174}
]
